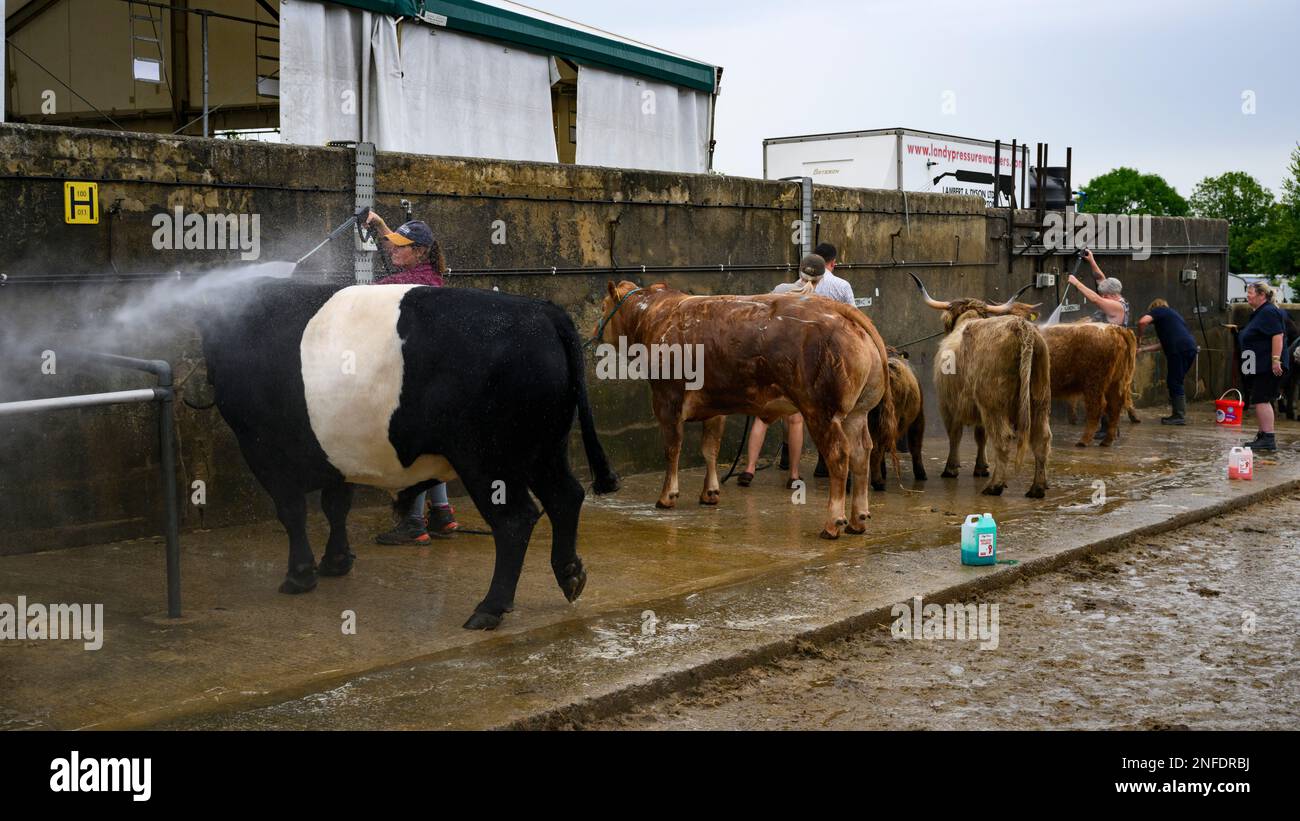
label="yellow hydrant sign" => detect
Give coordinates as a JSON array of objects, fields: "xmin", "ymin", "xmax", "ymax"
[{"xmin": 64, "ymin": 181, "xmax": 99, "ymax": 224}]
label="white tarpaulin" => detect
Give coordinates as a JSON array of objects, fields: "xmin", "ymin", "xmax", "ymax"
[
  {"xmin": 575, "ymin": 65, "xmax": 710, "ymax": 173},
  {"xmin": 279, "ymin": 0, "xmax": 369, "ymax": 146},
  {"xmin": 280, "ymin": 0, "xmax": 555, "ymax": 162},
  {"xmin": 393, "ymin": 27, "xmax": 556, "ymax": 161}
]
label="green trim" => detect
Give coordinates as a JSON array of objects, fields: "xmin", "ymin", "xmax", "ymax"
[
  {"xmin": 424, "ymin": 0, "xmax": 717, "ymax": 93},
  {"xmin": 325, "ymin": 0, "xmax": 422, "ymax": 15}
]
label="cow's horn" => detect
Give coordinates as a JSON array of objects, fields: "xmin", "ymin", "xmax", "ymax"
[
  {"xmin": 986, "ymin": 282, "xmax": 1035, "ymax": 314},
  {"xmin": 909, "ymin": 273, "xmax": 949, "ymax": 310}
]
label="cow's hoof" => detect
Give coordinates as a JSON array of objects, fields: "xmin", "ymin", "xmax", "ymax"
[
  {"xmin": 914, "ymin": 467, "xmax": 928, "ymax": 481},
  {"xmin": 1099, "ymin": 439, "xmax": 1114, "ymax": 448},
  {"xmin": 973, "ymin": 466, "xmax": 990, "ymax": 478},
  {"xmin": 981, "ymin": 484, "xmax": 1006, "ymax": 497},
  {"xmin": 699, "ymin": 489, "xmax": 720, "ymax": 506},
  {"xmin": 318, "ymin": 550, "xmax": 355, "ymax": 577},
  {"xmin": 871, "ymin": 480, "xmax": 885, "ymax": 491},
  {"xmin": 941, "ymin": 468, "xmax": 959, "ymax": 479},
  {"xmin": 556, "ymin": 560, "xmax": 587, "ymax": 603},
  {"xmin": 463, "ymin": 611, "xmax": 502, "ymax": 631},
  {"xmin": 278, "ymin": 563, "xmax": 318, "ymax": 594},
  {"xmin": 846, "ymin": 514, "xmax": 869, "ymax": 535},
  {"xmin": 1075, "ymin": 440, "xmax": 1088, "ymax": 448},
  {"xmin": 1026, "ymin": 485, "xmax": 1046, "ymax": 499},
  {"xmin": 819, "ymin": 528, "xmax": 840, "ymax": 540},
  {"xmin": 655, "ymin": 499, "xmax": 675, "ymax": 510}
]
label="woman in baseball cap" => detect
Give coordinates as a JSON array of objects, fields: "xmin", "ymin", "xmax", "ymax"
[
  {"xmin": 364, "ymin": 211, "xmax": 447, "ymax": 286},
  {"xmin": 363, "ymin": 209, "xmax": 459, "ymax": 541}
]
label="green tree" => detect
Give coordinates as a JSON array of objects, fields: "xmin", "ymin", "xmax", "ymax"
[
  {"xmin": 1077, "ymin": 167, "xmax": 1190, "ymax": 216},
  {"xmin": 1189, "ymin": 172, "xmax": 1274, "ymax": 272},
  {"xmin": 1249, "ymin": 145, "xmax": 1300, "ymax": 287}
]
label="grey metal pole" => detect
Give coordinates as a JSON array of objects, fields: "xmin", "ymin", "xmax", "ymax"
[
  {"xmin": 201, "ymin": 11, "xmax": 209, "ymax": 138},
  {"xmin": 0, "ymin": 389, "xmax": 160, "ymax": 415},
  {"xmin": 155, "ymin": 362, "xmax": 182, "ymax": 618}
]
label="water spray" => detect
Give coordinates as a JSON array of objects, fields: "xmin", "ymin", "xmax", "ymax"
[{"xmin": 1042, "ymin": 248, "xmax": 1086, "ymax": 327}]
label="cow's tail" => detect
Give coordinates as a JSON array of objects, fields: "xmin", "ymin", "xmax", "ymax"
[
  {"xmin": 876, "ymin": 337, "xmax": 902, "ymax": 481},
  {"xmin": 843, "ymin": 307, "xmax": 900, "ymax": 479},
  {"xmin": 557, "ymin": 310, "xmax": 621, "ymax": 494},
  {"xmin": 1118, "ymin": 327, "xmax": 1139, "ymax": 417},
  {"xmin": 1013, "ymin": 321, "xmax": 1036, "ymax": 467}
]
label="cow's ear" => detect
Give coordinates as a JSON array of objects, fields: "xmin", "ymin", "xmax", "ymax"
[{"xmin": 607, "ymin": 280, "xmax": 618, "ymax": 301}]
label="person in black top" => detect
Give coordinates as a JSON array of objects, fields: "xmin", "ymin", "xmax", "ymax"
[
  {"xmin": 1136, "ymin": 299, "xmax": 1199, "ymax": 425},
  {"xmin": 1229, "ymin": 281, "xmax": 1288, "ymax": 450}
]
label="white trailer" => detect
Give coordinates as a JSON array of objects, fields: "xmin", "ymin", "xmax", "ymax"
[{"xmin": 763, "ymin": 127, "xmax": 1031, "ymax": 206}]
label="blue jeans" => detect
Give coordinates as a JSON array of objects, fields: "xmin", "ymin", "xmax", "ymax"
[{"xmin": 405, "ymin": 482, "xmax": 449, "ymax": 523}]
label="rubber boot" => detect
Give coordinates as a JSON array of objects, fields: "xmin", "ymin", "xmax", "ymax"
[{"xmin": 1161, "ymin": 395, "xmax": 1187, "ymax": 425}]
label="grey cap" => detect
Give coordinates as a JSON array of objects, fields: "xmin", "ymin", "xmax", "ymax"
[
  {"xmin": 799, "ymin": 253, "xmax": 827, "ymax": 280},
  {"xmin": 1098, "ymin": 277, "xmax": 1123, "ymax": 295}
]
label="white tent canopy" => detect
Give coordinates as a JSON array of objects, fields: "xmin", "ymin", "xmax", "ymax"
[
  {"xmin": 280, "ymin": 0, "xmax": 557, "ymax": 162},
  {"xmin": 279, "ymin": 0, "xmax": 713, "ymax": 172},
  {"xmin": 575, "ymin": 65, "xmax": 710, "ymax": 174}
]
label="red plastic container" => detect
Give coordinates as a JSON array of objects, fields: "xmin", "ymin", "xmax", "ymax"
[{"xmin": 1215, "ymin": 389, "xmax": 1244, "ymax": 427}]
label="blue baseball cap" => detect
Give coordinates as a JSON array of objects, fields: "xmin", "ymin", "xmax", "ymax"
[{"xmin": 385, "ymin": 220, "xmax": 434, "ymax": 247}]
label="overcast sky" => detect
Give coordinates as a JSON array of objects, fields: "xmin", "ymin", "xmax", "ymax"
[{"xmin": 539, "ymin": 0, "xmax": 1299, "ymax": 199}]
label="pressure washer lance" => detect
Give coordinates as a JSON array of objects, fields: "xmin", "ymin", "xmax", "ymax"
[
  {"xmin": 294, "ymin": 206, "xmax": 373, "ymax": 267},
  {"xmin": 1042, "ymin": 248, "xmax": 1086, "ymax": 327}
]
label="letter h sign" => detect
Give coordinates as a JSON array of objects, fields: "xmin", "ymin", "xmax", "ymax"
[{"xmin": 64, "ymin": 181, "xmax": 99, "ymax": 224}]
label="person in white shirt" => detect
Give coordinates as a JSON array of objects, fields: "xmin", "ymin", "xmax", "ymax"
[{"xmin": 738, "ymin": 244, "xmax": 856, "ymax": 487}]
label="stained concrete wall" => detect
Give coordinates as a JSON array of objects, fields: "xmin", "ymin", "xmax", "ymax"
[{"xmin": 0, "ymin": 123, "xmax": 1231, "ymax": 551}]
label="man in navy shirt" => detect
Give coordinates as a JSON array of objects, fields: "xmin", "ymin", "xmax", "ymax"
[
  {"xmin": 1137, "ymin": 299, "xmax": 1199, "ymax": 425},
  {"xmin": 1231, "ymin": 281, "xmax": 1288, "ymax": 451}
]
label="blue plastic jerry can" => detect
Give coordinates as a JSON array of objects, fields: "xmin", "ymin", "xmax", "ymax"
[{"xmin": 961, "ymin": 513, "xmax": 997, "ymax": 566}]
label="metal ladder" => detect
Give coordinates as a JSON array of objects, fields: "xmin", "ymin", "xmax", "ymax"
[
  {"xmin": 127, "ymin": 0, "xmax": 166, "ymax": 85},
  {"xmin": 255, "ymin": 6, "xmax": 280, "ymax": 98}
]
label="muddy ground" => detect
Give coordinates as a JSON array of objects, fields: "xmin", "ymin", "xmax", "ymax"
[{"xmin": 586, "ymin": 492, "xmax": 1300, "ymax": 730}]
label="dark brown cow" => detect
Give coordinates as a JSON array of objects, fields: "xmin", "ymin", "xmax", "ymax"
[
  {"xmin": 870, "ymin": 353, "xmax": 926, "ymax": 490},
  {"xmin": 911, "ymin": 274, "xmax": 1052, "ymax": 497},
  {"xmin": 1041, "ymin": 323, "xmax": 1139, "ymax": 446},
  {"xmin": 595, "ymin": 281, "xmax": 897, "ymax": 539}
]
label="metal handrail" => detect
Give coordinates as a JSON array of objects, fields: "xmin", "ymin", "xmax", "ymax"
[{"xmin": 0, "ymin": 351, "xmax": 181, "ymax": 617}]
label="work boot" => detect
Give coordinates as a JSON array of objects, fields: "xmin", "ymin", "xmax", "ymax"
[
  {"xmin": 375, "ymin": 517, "xmax": 431, "ymax": 545},
  {"xmin": 1161, "ymin": 395, "xmax": 1187, "ymax": 426},
  {"xmin": 778, "ymin": 442, "xmax": 790, "ymax": 471},
  {"xmin": 427, "ymin": 503, "xmax": 459, "ymax": 537},
  {"xmin": 1245, "ymin": 431, "xmax": 1277, "ymax": 451},
  {"xmin": 814, "ymin": 454, "xmax": 829, "ymax": 478},
  {"xmin": 1093, "ymin": 422, "xmax": 1110, "ymax": 441}
]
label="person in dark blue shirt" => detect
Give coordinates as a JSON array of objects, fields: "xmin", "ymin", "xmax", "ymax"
[
  {"xmin": 1229, "ymin": 281, "xmax": 1288, "ymax": 450},
  {"xmin": 1137, "ymin": 299, "xmax": 1199, "ymax": 425}
]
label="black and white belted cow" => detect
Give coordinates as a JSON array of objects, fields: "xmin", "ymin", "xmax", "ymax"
[{"xmin": 198, "ymin": 281, "xmax": 620, "ymax": 630}]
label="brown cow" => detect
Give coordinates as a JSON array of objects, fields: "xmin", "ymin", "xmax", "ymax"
[
  {"xmin": 595, "ymin": 281, "xmax": 897, "ymax": 539},
  {"xmin": 870, "ymin": 353, "xmax": 926, "ymax": 490},
  {"xmin": 910, "ymin": 274, "xmax": 1052, "ymax": 497},
  {"xmin": 1041, "ymin": 322, "xmax": 1138, "ymax": 446}
]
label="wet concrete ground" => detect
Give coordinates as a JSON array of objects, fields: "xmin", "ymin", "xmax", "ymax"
[
  {"xmin": 589, "ymin": 491, "xmax": 1300, "ymax": 730},
  {"xmin": 1, "ymin": 405, "xmax": 1298, "ymax": 730}
]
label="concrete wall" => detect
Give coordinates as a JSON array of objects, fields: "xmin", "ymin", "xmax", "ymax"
[{"xmin": 0, "ymin": 123, "xmax": 1231, "ymax": 552}]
